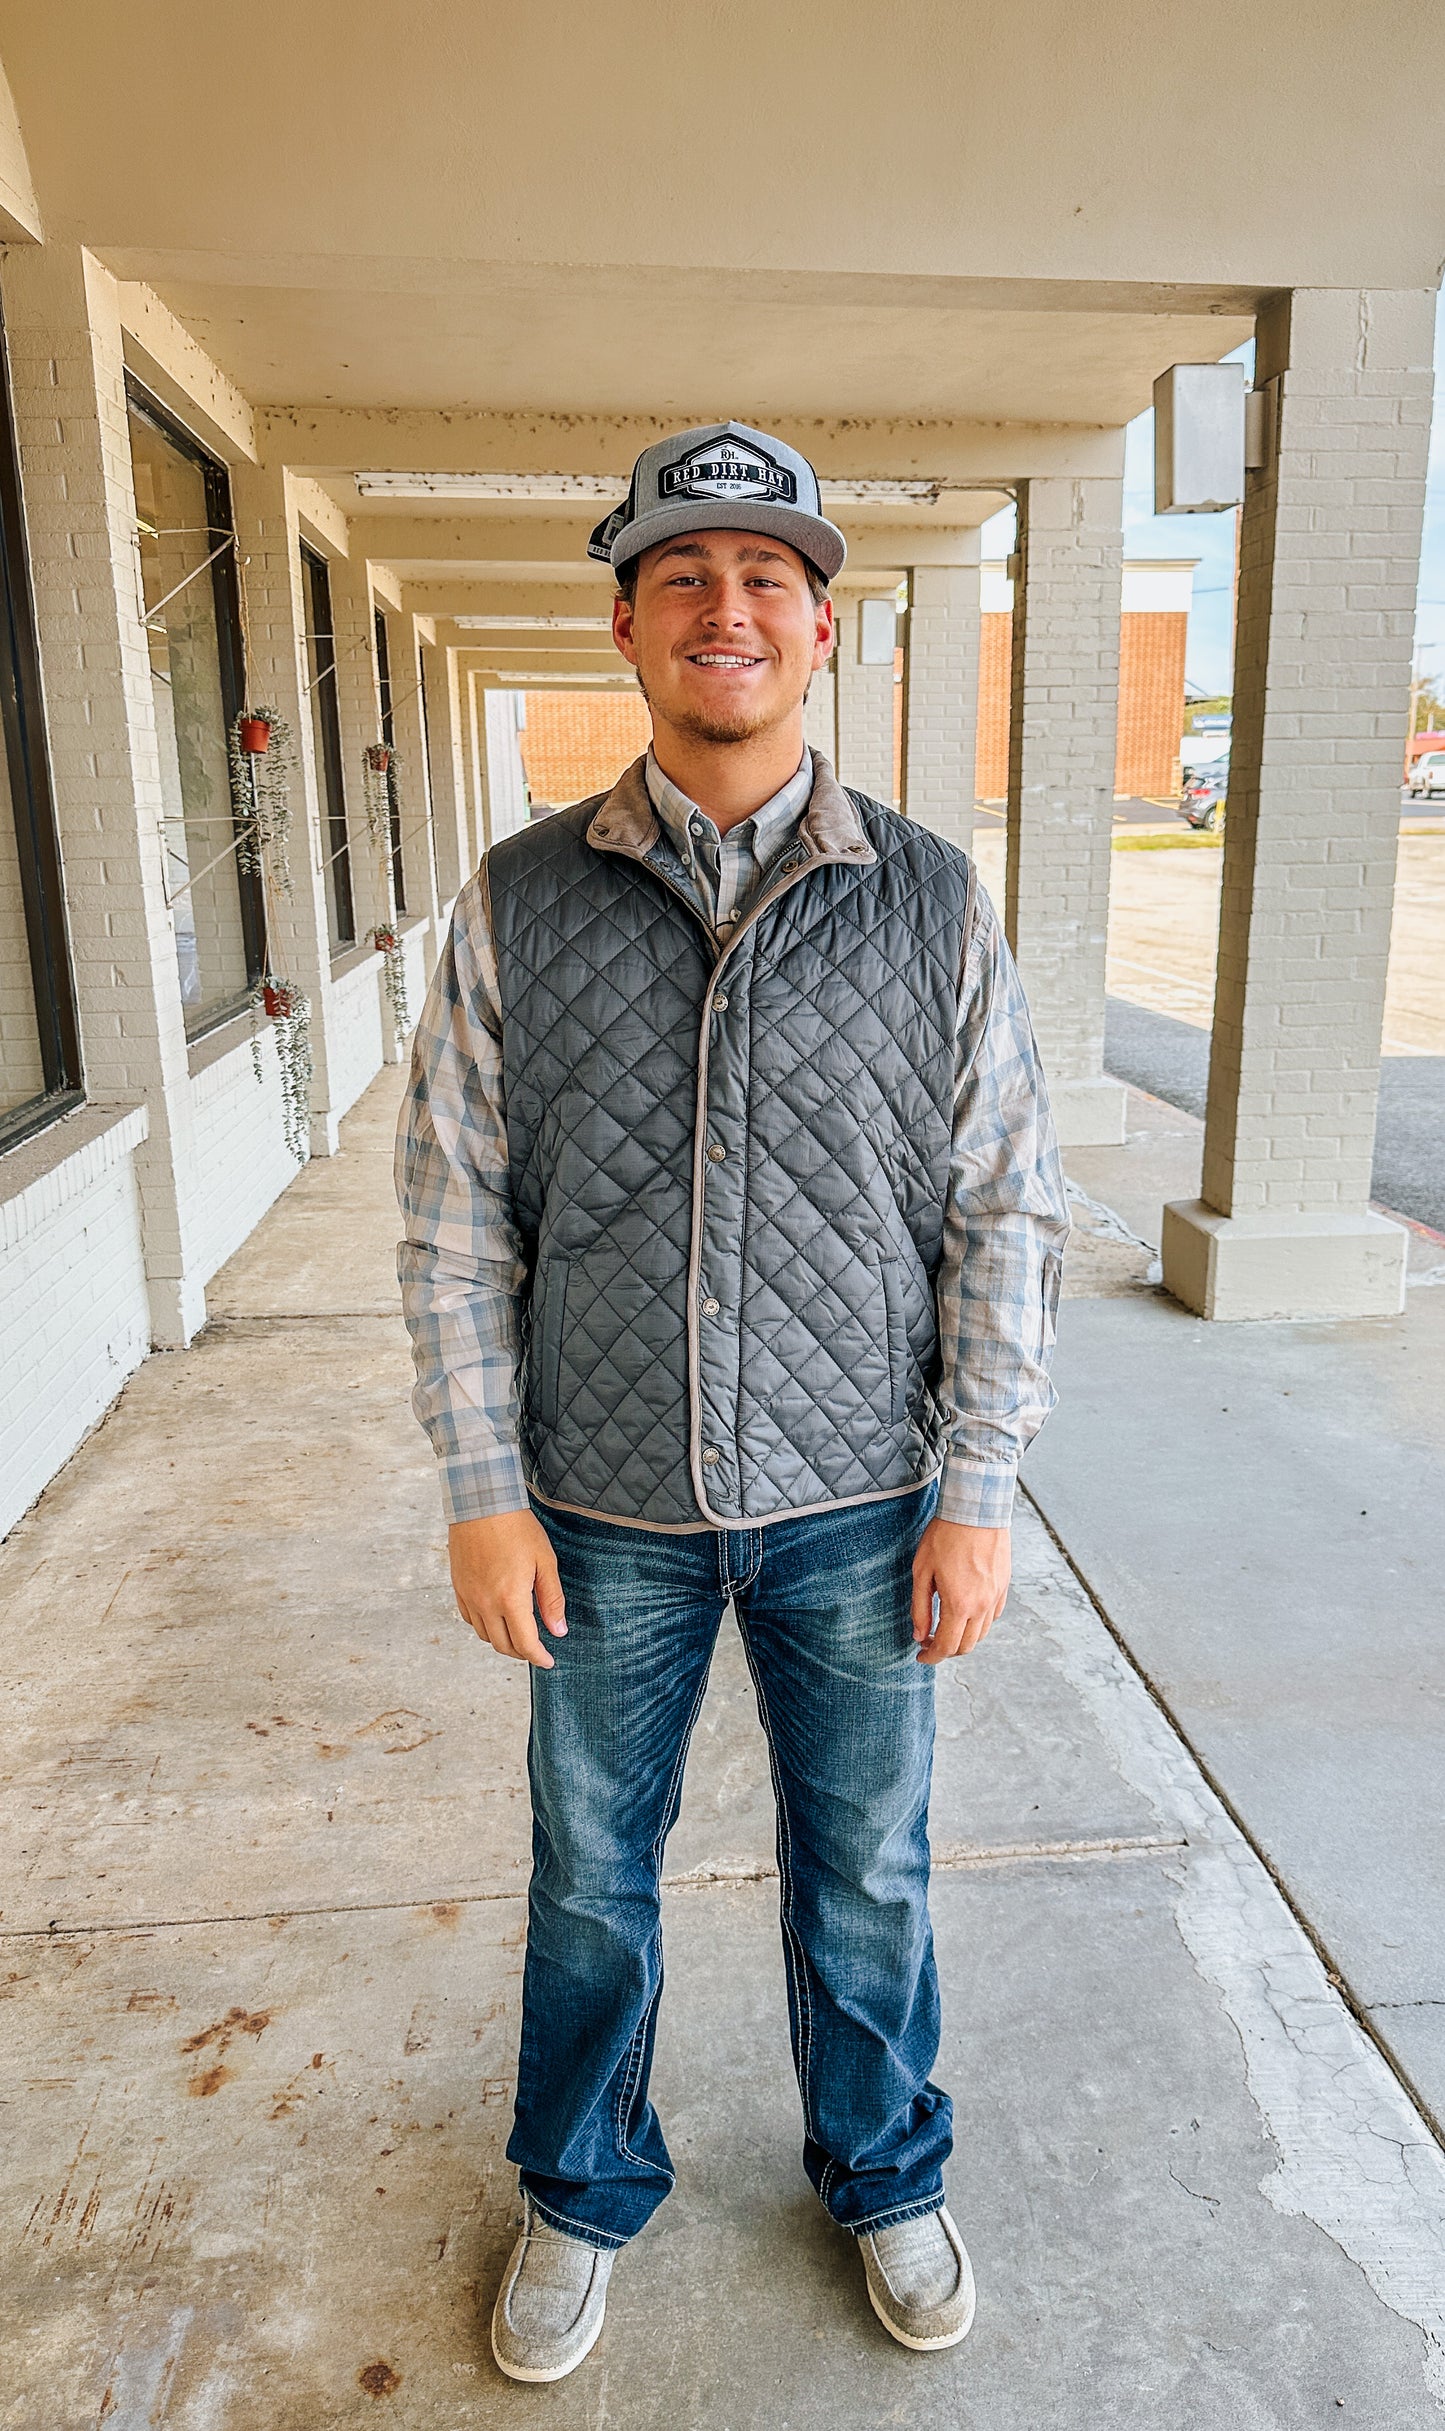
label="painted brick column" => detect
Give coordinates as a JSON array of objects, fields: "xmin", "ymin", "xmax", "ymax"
[
  {"xmin": 386, "ymin": 614, "xmax": 440, "ymax": 930},
  {"xmin": 833, "ymin": 583, "xmax": 897, "ymax": 803},
  {"xmin": 901, "ymin": 547, "xmax": 981, "ymax": 850},
  {"xmin": 423, "ymin": 643, "xmax": 470, "ymax": 907},
  {"xmin": 802, "ymin": 661, "xmax": 836, "ymax": 764},
  {"xmin": 465, "ymin": 671, "xmax": 491, "ymax": 851},
  {"xmin": 3, "ymin": 243, "xmax": 206, "ymax": 1342},
  {"xmin": 482, "ymin": 689, "xmax": 529, "ymax": 841},
  {"xmin": 1006, "ymin": 474, "xmax": 1127, "ymax": 1147},
  {"xmin": 1162, "ymin": 289, "xmax": 1434, "ymax": 1319},
  {"xmin": 229, "ymin": 458, "xmax": 346, "ymax": 1153}
]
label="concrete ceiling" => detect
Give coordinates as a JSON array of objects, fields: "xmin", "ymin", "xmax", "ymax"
[{"xmin": 7, "ymin": 0, "xmax": 1436, "ymax": 646}]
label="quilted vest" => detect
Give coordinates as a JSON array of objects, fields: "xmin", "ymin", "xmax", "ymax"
[{"xmin": 487, "ymin": 755, "xmax": 974, "ymax": 1529}]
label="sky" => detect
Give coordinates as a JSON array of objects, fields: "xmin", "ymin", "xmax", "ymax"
[{"xmin": 980, "ymin": 297, "xmax": 1445, "ymax": 704}]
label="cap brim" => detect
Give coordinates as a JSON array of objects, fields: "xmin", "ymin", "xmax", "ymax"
[{"xmin": 607, "ymin": 497, "xmax": 847, "ymax": 582}]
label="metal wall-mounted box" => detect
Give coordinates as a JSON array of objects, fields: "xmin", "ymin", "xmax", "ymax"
[
  {"xmin": 1153, "ymin": 362, "xmax": 1247, "ymax": 514},
  {"xmin": 857, "ymin": 596, "xmax": 898, "ymax": 665}
]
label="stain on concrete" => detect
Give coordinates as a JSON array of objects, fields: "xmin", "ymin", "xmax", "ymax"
[
  {"xmin": 357, "ymin": 2357, "xmax": 401, "ymax": 2397},
  {"xmin": 354, "ymin": 1708, "xmax": 439, "ymax": 1755}
]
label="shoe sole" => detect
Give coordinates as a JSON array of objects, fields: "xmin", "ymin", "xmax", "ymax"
[
  {"xmin": 491, "ymin": 2302, "xmax": 606, "ymax": 2384},
  {"xmin": 865, "ymin": 2272, "xmax": 977, "ymax": 2352}
]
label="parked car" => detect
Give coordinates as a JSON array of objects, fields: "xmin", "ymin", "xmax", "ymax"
[
  {"xmin": 1407, "ymin": 750, "xmax": 1445, "ymax": 798},
  {"xmin": 1179, "ymin": 761, "xmax": 1227, "ymax": 829}
]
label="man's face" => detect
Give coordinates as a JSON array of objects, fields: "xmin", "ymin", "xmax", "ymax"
[{"xmin": 611, "ymin": 531, "xmax": 835, "ymax": 746}]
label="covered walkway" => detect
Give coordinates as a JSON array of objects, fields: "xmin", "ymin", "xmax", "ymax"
[{"xmin": 5, "ymin": 1070, "xmax": 1445, "ymax": 2425}]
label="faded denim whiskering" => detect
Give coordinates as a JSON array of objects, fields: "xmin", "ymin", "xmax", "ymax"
[{"xmin": 509, "ymin": 1483, "xmax": 952, "ymax": 2246}]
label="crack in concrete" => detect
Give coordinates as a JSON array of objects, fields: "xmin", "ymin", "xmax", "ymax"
[
  {"xmin": 1013, "ymin": 1499, "xmax": 1445, "ymax": 2410},
  {"xmin": 0, "ymin": 1833, "xmax": 1188, "ymax": 1940}
]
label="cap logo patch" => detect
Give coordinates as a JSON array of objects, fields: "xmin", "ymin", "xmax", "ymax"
[{"xmin": 659, "ymin": 438, "xmax": 798, "ymax": 507}]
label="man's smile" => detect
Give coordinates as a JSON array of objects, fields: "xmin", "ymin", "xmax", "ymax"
[{"xmin": 684, "ymin": 649, "xmax": 767, "ymax": 669}]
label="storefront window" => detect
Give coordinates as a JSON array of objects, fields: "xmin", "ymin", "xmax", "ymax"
[
  {"xmin": 127, "ymin": 380, "xmax": 261, "ymax": 1033},
  {"xmin": 302, "ymin": 543, "xmax": 354, "ymax": 951},
  {"xmin": 0, "ymin": 297, "xmax": 81, "ymax": 1147}
]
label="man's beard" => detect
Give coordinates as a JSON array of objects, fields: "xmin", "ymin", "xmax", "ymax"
[
  {"xmin": 636, "ymin": 674, "xmax": 779, "ymax": 747},
  {"xmin": 670, "ymin": 701, "xmax": 777, "ymax": 746}
]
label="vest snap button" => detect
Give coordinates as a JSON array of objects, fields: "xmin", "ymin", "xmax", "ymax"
[
  {"xmin": 706, "ymin": 1141, "xmax": 727, "ymax": 1163},
  {"xmin": 701, "ymin": 1296, "xmax": 720, "ymax": 1317},
  {"xmin": 701, "ymin": 1445, "xmax": 722, "ymax": 1465},
  {"xmin": 712, "ymin": 992, "xmax": 729, "ymax": 1012}
]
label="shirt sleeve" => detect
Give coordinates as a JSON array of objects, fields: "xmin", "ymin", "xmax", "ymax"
[
  {"xmin": 935, "ymin": 879, "xmax": 1071, "ymax": 1528},
  {"xmin": 394, "ymin": 865, "xmax": 531, "ymax": 1523}
]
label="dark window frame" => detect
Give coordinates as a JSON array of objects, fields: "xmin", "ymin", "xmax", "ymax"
[
  {"xmin": 373, "ymin": 605, "xmax": 406, "ymax": 914},
  {"xmin": 125, "ymin": 373, "xmax": 265, "ymax": 1039},
  {"xmin": 0, "ymin": 294, "xmax": 84, "ymax": 1155},
  {"xmin": 301, "ymin": 541, "xmax": 355, "ymax": 951}
]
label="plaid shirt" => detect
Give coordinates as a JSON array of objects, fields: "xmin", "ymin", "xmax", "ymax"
[{"xmin": 397, "ymin": 752, "xmax": 1069, "ymax": 1532}]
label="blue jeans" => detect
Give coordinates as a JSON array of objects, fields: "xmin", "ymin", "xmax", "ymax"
[{"xmin": 507, "ymin": 1483, "xmax": 952, "ymax": 2248}]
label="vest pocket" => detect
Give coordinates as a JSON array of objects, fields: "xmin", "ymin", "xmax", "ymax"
[
  {"xmin": 534, "ymin": 1256, "xmax": 570, "ymax": 1431},
  {"xmin": 879, "ymin": 1253, "xmax": 909, "ymax": 1426}
]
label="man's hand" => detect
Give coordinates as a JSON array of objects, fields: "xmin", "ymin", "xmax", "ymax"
[
  {"xmin": 911, "ymin": 1518, "xmax": 1010, "ymax": 1665},
  {"xmin": 449, "ymin": 1511, "xmax": 567, "ymax": 1669}
]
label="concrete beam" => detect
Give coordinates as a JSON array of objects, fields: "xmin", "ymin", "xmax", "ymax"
[
  {"xmin": 118, "ymin": 282, "xmax": 257, "ymax": 465},
  {"xmin": 453, "ymin": 645, "xmax": 627, "ymax": 678},
  {"xmin": 261, "ymin": 407, "xmax": 1125, "ymax": 485}
]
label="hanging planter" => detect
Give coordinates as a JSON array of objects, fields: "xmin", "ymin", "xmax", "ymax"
[
  {"xmin": 362, "ymin": 740, "xmax": 399, "ymax": 847},
  {"xmin": 371, "ymin": 922, "xmax": 410, "ymax": 1045},
  {"xmin": 249, "ymin": 975, "xmax": 313, "ymax": 1164},
  {"xmin": 229, "ymin": 706, "xmax": 299, "ymax": 894}
]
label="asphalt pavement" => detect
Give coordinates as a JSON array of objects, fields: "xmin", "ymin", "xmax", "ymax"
[{"xmin": 1104, "ymin": 994, "xmax": 1445, "ymax": 1234}]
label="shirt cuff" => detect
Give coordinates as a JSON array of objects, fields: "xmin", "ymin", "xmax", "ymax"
[
  {"xmin": 936, "ymin": 1453, "xmax": 1017, "ymax": 1529},
  {"xmin": 437, "ymin": 1443, "xmax": 530, "ymax": 1525}
]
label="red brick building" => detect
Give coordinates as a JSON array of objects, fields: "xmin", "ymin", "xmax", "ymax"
[{"xmin": 520, "ymin": 560, "xmax": 1196, "ymax": 809}]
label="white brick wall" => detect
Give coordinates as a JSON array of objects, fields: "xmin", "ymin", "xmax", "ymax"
[
  {"xmin": 1203, "ymin": 288, "xmax": 1436, "ymax": 1218},
  {"xmin": 325, "ymin": 947, "xmax": 389, "ymax": 1118},
  {"xmin": 901, "ymin": 559, "xmax": 980, "ymax": 850},
  {"xmin": 0, "ymin": 1108, "xmax": 149, "ymax": 1539},
  {"xmin": 185, "ymin": 1029, "xmax": 300, "ymax": 1285}
]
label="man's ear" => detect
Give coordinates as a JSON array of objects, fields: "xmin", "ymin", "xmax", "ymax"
[
  {"xmin": 812, "ymin": 597, "xmax": 836, "ymax": 668},
  {"xmin": 612, "ymin": 593, "xmax": 638, "ymax": 667}
]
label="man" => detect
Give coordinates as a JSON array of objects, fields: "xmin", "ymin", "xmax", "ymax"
[{"xmin": 397, "ymin": 421, "xmax": 1068, "ymax": 2383}]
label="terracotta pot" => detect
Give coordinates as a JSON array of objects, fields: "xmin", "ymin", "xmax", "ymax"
[
  {"xmin": 373, "ymin": 929, "xmax": 397, "ymax": 953},
  {"xmin": 239, "ymin": 715, "xmax": 272, "ymax": 755},
  {"xmin": 262, "ymin": 982, "xmax": 294, "ymax": 1019},
  {"xmin": 366, "ymin": 742, "xmax": 392, "ymax": 774}
]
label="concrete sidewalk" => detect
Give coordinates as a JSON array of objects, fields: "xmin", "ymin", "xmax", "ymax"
[{"xmin": 3, "ymin": 1067, "xmax": 1445, "ymax": 2426}]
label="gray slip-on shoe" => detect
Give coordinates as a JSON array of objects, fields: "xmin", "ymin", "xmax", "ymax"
[
  {"xmin": 858, "ymin": 2204, "xmax": 976, "ymax": 2351},
  {"xmin": 491, "ymin": 2194, "xmax": 614, "ymax": 2384}
]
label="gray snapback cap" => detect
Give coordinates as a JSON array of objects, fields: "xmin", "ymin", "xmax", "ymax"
[{"xmin": 588, "ymin": 422, "xmax": 847, "ymax": 582}]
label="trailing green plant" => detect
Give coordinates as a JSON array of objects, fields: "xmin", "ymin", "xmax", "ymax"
[
  {"xmin": 249, "ymin": 976, "xmax": 313, "ymax": 1162},
  {"xmin": 371, "ymin": 923, "xmax": 409, "ymax": 1045},
  {"xmin": 363, "ymin": 740, "xmax": 398, "ymax": 847},
  {"xmin": 229, "ymin": 706, "xmax": 299, "ymax": 896}
]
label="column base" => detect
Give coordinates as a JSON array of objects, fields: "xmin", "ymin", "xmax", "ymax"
[
  {"xmin": 147, "ymin": 1271, "xmax": 207, "ymax": 1349},
  {"xmin": 1161, "ymin": 1202, "xmax": 1407, "ymax": 1321},
  {"xmin": 1050, "ymin": 1075, "xmax": 1128, "ymax": 1148},
  {"xmin": 308, "ymin": 1110, "xmax": 342, "ymax": 1158}
]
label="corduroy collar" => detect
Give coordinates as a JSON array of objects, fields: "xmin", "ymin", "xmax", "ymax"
[{"xmin": 586, "ymin": 750, "xmax": 876, "ymax": 870}]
